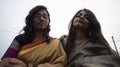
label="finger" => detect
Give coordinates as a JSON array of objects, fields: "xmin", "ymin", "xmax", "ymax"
[
  {"xmin": 9, "ymin": 65, "xmax": 22, "ymax": 67},
  {"xmin": 9, "ymin": 58, "xmax": 23, "ymax": 64},
  {"xmin": 37, "ymin": 64, "xmax": 45, "ymax": 67}
]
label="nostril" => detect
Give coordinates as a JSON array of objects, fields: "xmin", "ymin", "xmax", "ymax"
[
  {"xmin": 40, "ymin": 19, "xmax": 44, "ymax": 22},
  {"xmin": 80, "ymin": 17, "xmax": 84, "ymax": 19},
  {"xmin": 39, "ymin": 17, "xmax": 44, "ymax": 20}
]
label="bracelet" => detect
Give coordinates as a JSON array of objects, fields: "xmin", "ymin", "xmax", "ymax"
[{"xmin": 27, "ymin": 63, "xmax": 33, "ymax": 67}]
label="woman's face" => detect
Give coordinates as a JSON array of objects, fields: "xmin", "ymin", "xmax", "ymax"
[
  {"xmin": 33, "ymin": 10, "xmax": 49, "ymax": 31},
  {"xmin": 73, "ymin": 10, "xmax": 90, "ymax": 30}
]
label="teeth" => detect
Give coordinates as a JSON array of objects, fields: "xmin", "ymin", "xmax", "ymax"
[
  {"xmin": 81, "ymin": 20, "xmax": 85, "ymax": 23},
  {"xmin": 79, "ymin": 20, "xmax": 83, "ymax": 23}
]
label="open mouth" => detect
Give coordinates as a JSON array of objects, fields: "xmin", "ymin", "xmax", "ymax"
[{"xmin": 79, "ymin": 19, "xmax": 85, "ymax": 24}]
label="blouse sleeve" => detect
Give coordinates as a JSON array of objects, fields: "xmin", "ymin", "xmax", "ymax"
[{"xmin": 1, "ymin": 35, "xmax": 22, "ymax": 60}]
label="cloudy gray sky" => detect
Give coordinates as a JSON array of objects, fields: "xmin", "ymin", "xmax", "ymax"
[{"xmin": 0, "ymin": 0, "xmax": 120, "ymax": 59}]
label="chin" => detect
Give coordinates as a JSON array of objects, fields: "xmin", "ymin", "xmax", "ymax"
[{"xmin": 39, "ymin": 28, "xmax": 47, "ymax": 31}]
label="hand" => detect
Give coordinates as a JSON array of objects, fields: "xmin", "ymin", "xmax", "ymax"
[
  {"xmin": 37, "ymin": 63, "xmax": 56, "ymax": 67},
  {"xmin": 0, "ymin": 58, "xmax": 11, "ymax": 67},
  {"xmin": 0, "ymin": 58, "xmax": 27, "ymax": 67},
  {"xmin": 8, "ymin": 58, "xmax": 27, "ymax": 67}
]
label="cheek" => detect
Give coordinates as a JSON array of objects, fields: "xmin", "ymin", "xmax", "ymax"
[
  {"xmin": 84, "ymin": 19, "xmax": 90, "ymax": 25},
  {"xmin": 73, "ymin": 18, "xmax": 78, "ymax": 25},
  {"xmin": 45, "ymin": 20, "xmax": 49, "ymax": 25},
  {"xmin": 33, "ymin": 18, "xmax": 38, "ymax": 24},
  {"xmin": 84, "ymin": 21, "xmax": 90, "ymax": 29},
  {"xmin": 73, "ymin": 18, "xmax": 78, "ymax": 22}
]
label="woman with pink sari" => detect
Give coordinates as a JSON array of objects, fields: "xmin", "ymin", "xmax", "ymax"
[{"xmin": 0, "ymin": 5, "xmax": 66, "ymax": 67}]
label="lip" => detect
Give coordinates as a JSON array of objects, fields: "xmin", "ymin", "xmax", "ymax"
[
  {"xmin": 79, "ymin": 19, "xmax": 85, "ymax": 24},
  {"xmin": 36, "ymin": 22, "xmax": 45, "ymax": 26}
]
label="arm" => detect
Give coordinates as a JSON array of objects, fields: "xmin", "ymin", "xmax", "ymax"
[
  {"xmin": 1, "ymin": 35, "xmax": 22, "ymax": 59},
  {"xmin": 0, "ymin": 58, "xmax": 27, "ymax": 67},
  {"xmin": 59, "ymin": 35, "xmax": 68, "ymax": 49},
  {"xmin": 0, "ymin": 35, "xmax": 21, "ymax": 66},
  {"xmin": 0, "ymin": 40, "xmax": 21, "ymax": 66},
  {"xmin": 1, "ymin": 40, "xmax": 20, "ymax": 59}
]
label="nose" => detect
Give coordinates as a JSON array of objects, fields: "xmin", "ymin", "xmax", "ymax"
[
  {"xmin": 80, "ymin": 14, "xmax": 84, "ymax": 18},
  {"xmin": 39, "ymin": 16, "xmax": 44, "ymax": 21}
]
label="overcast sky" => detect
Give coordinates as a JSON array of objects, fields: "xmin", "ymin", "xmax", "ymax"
[{"xmin": 0, "ymin": 0, "xmax": 120, "ymax": 59}]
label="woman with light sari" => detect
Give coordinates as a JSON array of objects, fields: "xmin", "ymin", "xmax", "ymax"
[
  {"xmin": 59, "ymin": 8, "xmax": 120, "ymax": 67},
  {"xmin": 0, "ymin": 5, "xmax": 67, "ymax": 67}
]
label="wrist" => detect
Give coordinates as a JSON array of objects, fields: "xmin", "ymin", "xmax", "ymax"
[{"xmin": 27, "ymin": 63, "xmax": 33, "ymax": 67}]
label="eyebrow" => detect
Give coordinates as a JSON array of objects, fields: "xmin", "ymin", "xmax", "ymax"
[{"xmin": 35, "ymin": 13, "xmax": 48, "ymax": 15}]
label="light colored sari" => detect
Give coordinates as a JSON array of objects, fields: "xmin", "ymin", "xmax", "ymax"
[{"xmin": 17, "ymin": 38, "xmax": 67, "ymax": 67}]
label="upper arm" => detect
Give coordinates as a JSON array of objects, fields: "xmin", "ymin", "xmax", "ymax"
[
  {"xmin": 59, "ymin": 35, "xmax": 68, "ymax": 48},
  {"xmin": 9, "ymin": 40, "xmax": 21, "ymax": 51},
  {"xmin": 1, "ymin": 35, "xmax": 22, "ymax": 59}
]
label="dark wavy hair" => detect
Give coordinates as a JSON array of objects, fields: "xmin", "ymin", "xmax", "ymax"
[
  {"xmin": 19, "ymin": 5, "xmax": 51, "ymax": 45},
  {"xmin": 65, "ymin": 8, "xmax": 111, "ymax": 57}
]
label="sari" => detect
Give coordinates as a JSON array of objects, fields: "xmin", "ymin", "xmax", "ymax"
[
  {"xmin": 17, "ymin": 38, "xmax": 67, "ymax": 67},
  {"xmin": 60, "ymin": 35, "xmax": 120, "ymax": 67},
  {"xmin": 2, "ymin": 35, "xmax": 67, "ymax": 67},
  {"xmin": 68, "ymin": 40, "xmax": 120, "ymax": 67}
]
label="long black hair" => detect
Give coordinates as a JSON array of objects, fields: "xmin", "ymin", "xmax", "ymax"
[
  {"xmin": 65, "ymin": 8, "xmax": 112, "ymax": 57},
  {"xmin": 19, "ymin": 5, "xmax": 51, "ymax": 45}
]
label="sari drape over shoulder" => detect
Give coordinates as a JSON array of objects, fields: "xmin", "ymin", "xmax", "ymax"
[
  {"xmin": 17, "ymin": 38, "xmax": 67, "ymax": 67},
  {"xmin": 68, "ymin": 40, "xmax": 120, "ymax": 67},
  {"xmin": 59, "ymin": 35, "xmax": 120, "ymax": 67}
]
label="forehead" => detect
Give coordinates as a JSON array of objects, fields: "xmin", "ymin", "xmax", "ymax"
[
  {"xmin": 36, "ymin": 10, "xmax": 48, "ymax": 15},
  {"xmin": 78, "ymin": 10, "xmax": 87, "ymax": 15}
]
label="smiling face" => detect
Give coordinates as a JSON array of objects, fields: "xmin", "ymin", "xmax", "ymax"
[
  {"xmin": 33, "ymin": 10, "xmax": 49, "ymax": 31},
  {"xmin": 73, "ymin": 10, "xmax": 90, "ymax": 31}
]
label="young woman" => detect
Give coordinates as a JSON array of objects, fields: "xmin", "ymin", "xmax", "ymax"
[
  {"xmin": 60, "ymin": 8, "xmax": 120, "ymax": 67},
  {"xmin": 0, "ymin": 5, "xmax": 66, "ymax": 67}
]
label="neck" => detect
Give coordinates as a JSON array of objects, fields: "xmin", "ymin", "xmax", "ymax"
[
  {"xmin": 35, "ymin": 31, "xmax": 45, "ymax": 40},
  {"xmin": 74, "ymin": 30, "xmax": 87, "ymax": 44},
  {"xmin": 75, "ymin": 30, "xmax": 86, "ymax": 40}
]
